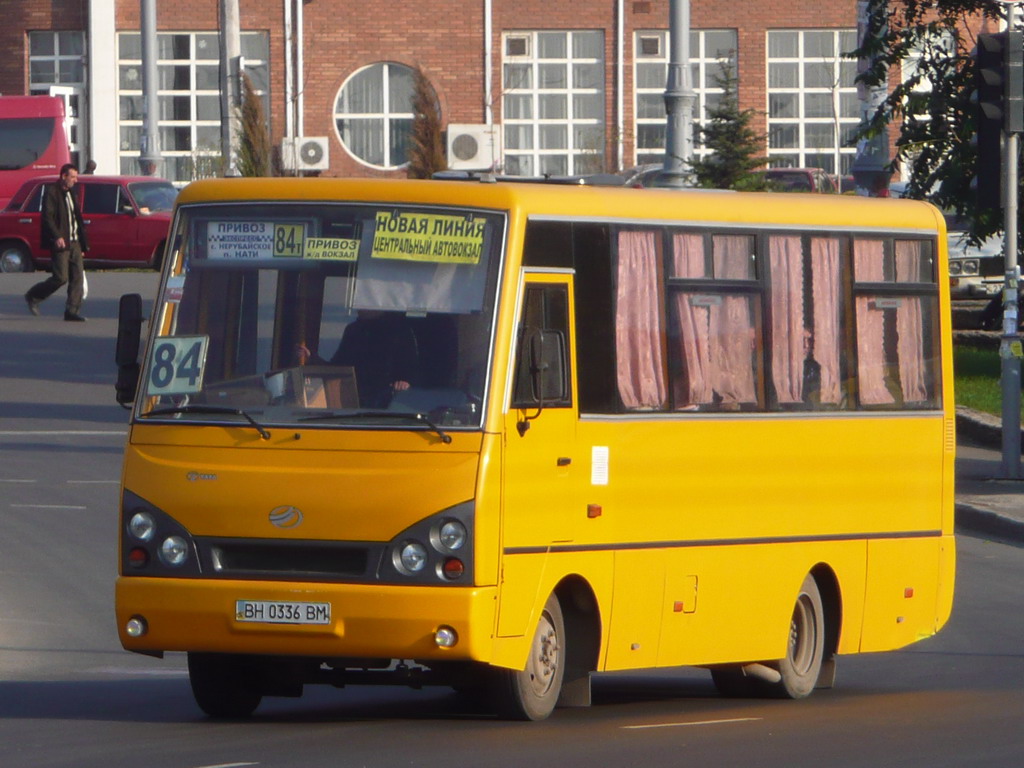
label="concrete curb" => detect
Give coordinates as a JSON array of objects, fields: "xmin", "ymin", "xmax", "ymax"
[
  {"xmin": 955, "ymin": 502, "xmax": 1024, "ymax": 544},
  {"xmin": 954, "ymin": 406, "xmax": 1024, "ymax": 544},
  {"xmin": 955, "ymin": 405, "xmax": 1024, "ymax": 451}
]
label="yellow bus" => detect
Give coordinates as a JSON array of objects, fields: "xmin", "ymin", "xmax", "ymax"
[{"xmin": 114, "ymin": 176, "xmax": 955, "ymax": 721}]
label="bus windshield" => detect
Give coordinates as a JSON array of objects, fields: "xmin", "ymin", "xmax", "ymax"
[{"xmin": 138, "ymin": 201, "xmax": 504, "ymax": 432}]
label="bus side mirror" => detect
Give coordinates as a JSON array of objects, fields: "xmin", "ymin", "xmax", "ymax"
[
  {"xmin": 515, "ymin": 329, "xmax": 566, "ymax": 436},
  {"xmin": 532, "ymin": 329, "xmax": 567, "ymax": 404},
  {"xmin": 115, "ymin": 293, "xmax": 144, "ymax": 406}
]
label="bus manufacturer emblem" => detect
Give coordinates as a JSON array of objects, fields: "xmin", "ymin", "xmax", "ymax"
[{"xmin": 269, "ymin": 505, "xmax": 303, "ymax": 528}]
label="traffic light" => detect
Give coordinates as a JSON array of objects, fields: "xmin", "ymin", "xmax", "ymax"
[
  {"xmin": 974, "ymin": 33, "xmax": 1006, "ymax": 210},
  {"xmin": 1007, "ymin": 30, "xmax": 1024, "ymax": 134}
]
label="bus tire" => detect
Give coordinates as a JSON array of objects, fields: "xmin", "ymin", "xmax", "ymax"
[
  {"xmin": 187, "ymin": 652, "xmax": 263, "ymax": 718},
  {"xmin": 710, "ymin": 574, "xmax": 825, "ymax": 700},
  {"xmin": 776, "ymin": 574, "xmax": 825, "ymax": 699},
  {"xmin": 490, "ymin": 594, "xmax": 565, "ymax": 721}
]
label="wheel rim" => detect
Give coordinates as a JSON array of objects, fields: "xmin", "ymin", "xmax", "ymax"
[
  {"xmin": 526, "ymin": 611, "xmax": 559, "ymax": 698},
  {"xmin": 788, "ymin": 594, "xmax": 818, "ymax": 676},
  {"xmin": 1, "ymin": 249, "xmax": 25, "ymax": 272}
]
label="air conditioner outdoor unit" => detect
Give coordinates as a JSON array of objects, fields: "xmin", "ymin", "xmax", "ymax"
[
  {"xmin": 446, "ymin": 124, "xmax": 500, "ymax": 171},
  {"xmin": 281, "ymin": 136, "xmax": 330, "ymax": 171}
]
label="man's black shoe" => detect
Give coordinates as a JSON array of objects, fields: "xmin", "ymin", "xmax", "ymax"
[
  {"xmin": 25, "ymin": 293, "xmax": 40, "ymax": 316},
  {"xmin": 63, "ymin": 312, "xmax": 86, "ymax": 322}
]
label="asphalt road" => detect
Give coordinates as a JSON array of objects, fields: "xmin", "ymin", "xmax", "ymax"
[{"xmin": 0, "ymin": 272, "xmax": 1022, "ymax": 768}]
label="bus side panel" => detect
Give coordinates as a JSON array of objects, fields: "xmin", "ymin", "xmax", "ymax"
[
  {"xmin": 604, "ymin": 549, "xmax": 667, "ymax": 669},
  {"xmin": 859, "ymin": 536, "xmax": 944, "ymax": 653},
  {"xmin": 653, "ymin": 540, "xmax": 868, "ymax": 667},
  {"xmin": 489, "ymin": 550, "xmax": 614, "ymax": 671}
]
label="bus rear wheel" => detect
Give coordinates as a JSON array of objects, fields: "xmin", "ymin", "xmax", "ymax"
[
  {"xmin": 777, "ymin": 574, "xmax": 825, "ymax": 699},
  {"xmin": 711, "ymin": 574, "xmax": 825, "ymax": 700},
  {"xmin": 187, "ymin": 652, "xmax": 263, "ymax": 718},
  {"xmin": 490, "ymin": 594, "xmax": 565, "ymax": 721}
]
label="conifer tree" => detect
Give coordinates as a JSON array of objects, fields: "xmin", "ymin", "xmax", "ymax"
[
  {"xmin": 407, "ymin": 66, "xmax": 446, "ymax": 178},
  {"xmin": 237, "ymin": 71, "xmax": 272, "ymax": 177},
  {"xmin": 688, "ymin": 65, "xmax": 769, "ymax": 191}
]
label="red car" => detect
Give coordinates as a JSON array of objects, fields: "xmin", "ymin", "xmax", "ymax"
[{"xmin": 0, "ymin": 175, "xmax": 176, "ymax": 272}]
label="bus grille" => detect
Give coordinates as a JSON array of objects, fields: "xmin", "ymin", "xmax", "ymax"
[{"xmin": 199, "ymin": 538, "xmax": 372, "ymax": 581}]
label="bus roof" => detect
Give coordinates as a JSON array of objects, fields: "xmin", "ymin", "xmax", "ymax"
[
  {"xmin": 0, "ymin": 95, "xmax": 66, "ymax": 118},
  {"xmin": 175, "ymin": 177, "xmax": 946, "ymax": 235}
]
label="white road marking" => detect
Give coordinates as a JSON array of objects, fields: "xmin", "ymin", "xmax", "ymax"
[
  {"xmin": 91, "ymin": 666, "xmax": 189, "ymax": 677},
  {"xmin": 0, "ymin": 430, "xmax": 126, "ymax": 436},
  {"xmin": 193, "ymin": 764, "xmax": 259, "ymax": 768},
  {"xmin": 0, "ymin": 479, "xmax": 37, "ymax": 483},
  {"xmin": 622, "ymin": 717, "xmax": 762, "ymax": 730},
  {"xmin": 10, "ymin": 504, "xmax": 88, "ymax": 511}
]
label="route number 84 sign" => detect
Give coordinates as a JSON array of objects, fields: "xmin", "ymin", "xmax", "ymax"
[{"xmin": 146, "ymin": 336, "xmax": 210, "ymax": 396}]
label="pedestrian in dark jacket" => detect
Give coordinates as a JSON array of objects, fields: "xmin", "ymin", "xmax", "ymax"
[{"xmin": 25, "ymin": 163, "xmax": 89, "ymax": 321}]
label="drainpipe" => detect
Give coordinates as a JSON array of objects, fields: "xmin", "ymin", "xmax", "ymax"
[
  {"xmin": 484, "ymin": 0, "xmax": 493, "ymax": 126},
  {"xmin": 285, "ymin": 0, "xmax": 294, "ymax": 139},
  {"xmin": 617, "ymin": 0, "xmax": 624, "ymax": 171},
  {"xmin": 296, "ymin": 0, "xmax": 305, "ymax": 137}
]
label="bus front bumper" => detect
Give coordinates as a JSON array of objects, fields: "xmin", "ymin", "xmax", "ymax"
[{"xmin": 116, "ymin": 576, "xmax": 498, "ymax": 662}]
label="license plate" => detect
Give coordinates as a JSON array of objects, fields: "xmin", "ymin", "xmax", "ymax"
[{"xmin": 235, "ymin": 600, "xmax": 331, "ymax": 625}]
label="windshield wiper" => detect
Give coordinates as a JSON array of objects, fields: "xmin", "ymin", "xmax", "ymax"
[
  {"xmin": 298, "ymin": 410, "xmax": 452, "ymax": 444},
  {"xmin": 143, "ymin": 404, "xmax": 271, "ymax": 440}
]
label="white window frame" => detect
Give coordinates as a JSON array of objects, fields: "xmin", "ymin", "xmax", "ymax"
[
  {"xmin": 333, "ymin": 62, "xmax": 417, "ymax": 171},
  {"xmin": 501, "ymin": 30, "xmax": 605, "ymax": 177},
  {"xmin": 766, "ymin": 29, "xmax": 859, "ymax": 175},
  {"xmin": 116, "ymin": 31, "xmax": 268, "ymax": 184},
  {"xmin": 633, "ymin": 29, "xmax": 737, "ymax": 167},
  {"xmin": 29, "ymin": 31, "xmax": 86, "ymax": 94}
]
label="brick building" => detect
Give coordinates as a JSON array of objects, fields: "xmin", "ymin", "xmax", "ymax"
[{"xmin": 1, "ymin": 0, "xmax": 879, "ymax": 185}]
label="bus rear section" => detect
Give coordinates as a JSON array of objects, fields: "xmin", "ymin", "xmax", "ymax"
[
  {"xmin": 115, "ymin": 178, "xmax": 955, "ymax": 721},
  {"xmin": 0, "ymin": 96, "xmax": 71, "ymax": 208}
]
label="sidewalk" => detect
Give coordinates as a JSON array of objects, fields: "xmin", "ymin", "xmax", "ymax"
[{"xmin": 955, "ymin": 407, "xmax": 1024, "ymax": 544}]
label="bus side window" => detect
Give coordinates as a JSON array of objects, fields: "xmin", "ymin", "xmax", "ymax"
[{"xmin": 512, "ymin": 284, "xmax": 572, "ymax": 409}]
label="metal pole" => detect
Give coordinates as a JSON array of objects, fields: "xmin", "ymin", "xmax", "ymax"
[
  {"xmin": 1000, "ymin": 3, "xmax": 1022, "ymax": 478},
  {"xmin": 219, "ymin": 0, "xmax": 241, "ymax": 176},
  {"xmin": 139, "ymin": 0, "xmax": 161, "ymax": 176},
  {"xmin": 660, "ymin": 0, "xmax": 695, "ymax": 188}
]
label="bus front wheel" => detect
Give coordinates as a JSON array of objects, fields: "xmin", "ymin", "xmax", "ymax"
[
  {"xmin": 187, "ymin": 652, "xmax": 263, "ymax": 718},
  {"xmin": 490, "ymin": 594, "xmax": 565, "ymax": 721}
]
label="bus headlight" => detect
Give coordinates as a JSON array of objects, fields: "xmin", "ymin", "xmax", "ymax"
[
  {"xmin": 438, "ymin": 519, "xmax": 467, "ymax": 551},
  {"xmin": 398, "ymin": 541, "xmax": 428, "ymax": 573},
  {"xmin": 128, "ymin": 511, "xmax": 156, "ymax": 542},
  {"xmin": 159, "ymin": 535, "xmax": 189, "ymax": 567}
]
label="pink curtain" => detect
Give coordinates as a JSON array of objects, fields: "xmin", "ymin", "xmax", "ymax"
[
  {"xmin": 672, "ymin": 234, "xmax": 757, "ymax": 408},
  {"xmin": 854, "ymin": 240, "xmax": 894, "ymax": 405},
  {"xmin": 810, "ymin": 238, "xmax": 842, "ymax": 404},
  {"xmin": 711, "ymin": 237, "xmax": 757, "ymax": 405},
  {"xmin": 768, "ymin": 236, "xmax": 804, "ymax": 404},
  {"xmin": 895, "ymin": 240, "xmax": 928, "ymax": 402},
  {"xmin": 671, "ymin": 233, "xmax": 712, "ymax": 405},
  {"xmin": 615, "ymin": 230, "xmax": 668, "ymax": 409}
]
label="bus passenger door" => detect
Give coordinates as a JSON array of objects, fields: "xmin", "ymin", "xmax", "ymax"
[{"xmin": 498, "ymin": 275, "xmax": 578, "ymax": 637}]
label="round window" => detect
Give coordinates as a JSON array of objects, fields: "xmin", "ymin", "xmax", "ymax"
[{"xmin": 334, "ymin": 62, "xmax": 429, "ymax": 170}]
